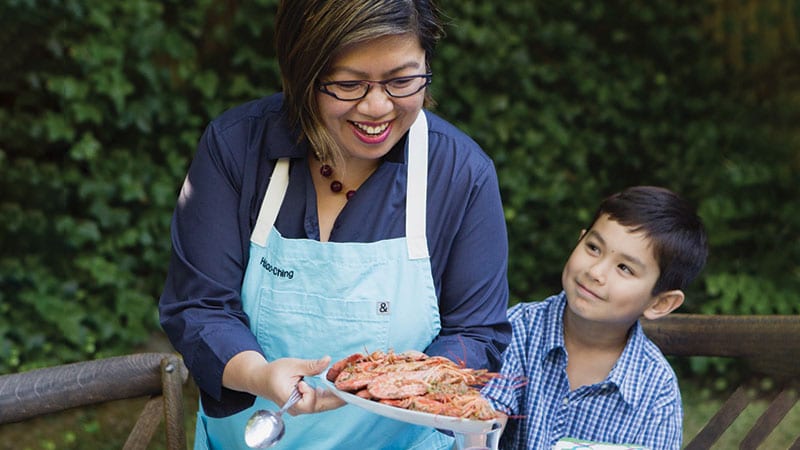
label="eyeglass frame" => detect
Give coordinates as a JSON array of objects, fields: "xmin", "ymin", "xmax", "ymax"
[{"xmin": 316, "ymin": 74, "xmax": 433, "ymax": 101}]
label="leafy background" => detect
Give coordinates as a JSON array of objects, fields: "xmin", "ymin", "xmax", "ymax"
[
  {"xmin": 2, "ymin": 0, "xmax": 799, "ymax": 371},
  {"xmin": 1, "ymin": 0, "xmax": 799, "ymax": 445}
]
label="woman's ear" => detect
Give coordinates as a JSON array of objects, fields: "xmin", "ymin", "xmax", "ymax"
[{"xmin": 643, "ymin": 290, "xmax": 685, "ymax": 320}]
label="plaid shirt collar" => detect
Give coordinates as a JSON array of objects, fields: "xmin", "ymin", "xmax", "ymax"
[{"xmin": 539, "ymin": 291, "xmax": 648, "ymax": 409}]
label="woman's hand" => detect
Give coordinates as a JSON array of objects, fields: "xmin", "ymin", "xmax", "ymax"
[
  {"xmin": 291, "ymin": 357, "xmax": 347, "ymax": 415},
  {"xmin": 223, "ymin": 351, "xmax": 345, "ymax": 415}
]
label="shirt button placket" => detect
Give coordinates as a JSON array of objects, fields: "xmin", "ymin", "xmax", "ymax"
[{"xmin": 552, "ymin": 393, "xmax": 570, "ymax": 440}]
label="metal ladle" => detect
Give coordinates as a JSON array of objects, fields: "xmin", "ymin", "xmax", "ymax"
[{"xmin": 243, "ymin": 386, "xmax": 302, "ymax": 448}]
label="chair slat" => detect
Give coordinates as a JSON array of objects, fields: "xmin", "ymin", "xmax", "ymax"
[
  {"xmin": 162, "ymin": 354, "xmax": 188, "ymax": 450},
  {"xmin": 684, "ymin": 385, "xmax": 751, "ymax": 450},
  {"xmin": 740, "ymin": 385, "xmax": 799, "ymax": 449},
  {"xmin": 642, "ymin": 314, "xmax": 800, "ymax": 449},
  {"xmin": 123, "ymin": 396, "xmax": 164, "ymax": 450}
]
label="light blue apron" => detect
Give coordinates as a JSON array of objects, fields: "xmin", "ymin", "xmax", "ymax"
[{"xmin": 194, "ymin": 111, "xmax": 455, "ymax": 449}]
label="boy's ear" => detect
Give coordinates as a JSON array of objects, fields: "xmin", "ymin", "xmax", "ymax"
[{"xmin": 642, "ymin": 290, "xmax": 685, "ymax": 320}]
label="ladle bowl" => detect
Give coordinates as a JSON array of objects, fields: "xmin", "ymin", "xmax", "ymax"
[{"xmin": 244, "ymin": 387, "xmax": 302, "ymax": 448}]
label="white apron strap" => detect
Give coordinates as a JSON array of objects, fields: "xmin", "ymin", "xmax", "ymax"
[
  {"xmin": 250, "ymin": 158, "xmax": 290, "ymax": 246},
  {"xmin": 250, "ymin": 111, "xmax": 429, "ymax": 255},
  {"xmin": 406, "ymin": 110, "xmax": 429, "ymax": 260}
]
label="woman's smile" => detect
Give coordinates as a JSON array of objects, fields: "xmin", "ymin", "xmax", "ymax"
[{"xmin": 350, "ymin": 120, "xmax": 393, "ymax": 144}]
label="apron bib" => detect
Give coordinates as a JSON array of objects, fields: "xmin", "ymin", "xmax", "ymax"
[{"xmin": 195, "ymin": 111, "xmax": 454, "ymax": 449}]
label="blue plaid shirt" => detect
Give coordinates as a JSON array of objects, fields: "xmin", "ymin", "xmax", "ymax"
[{"xmin": 482, "ymin": 292, "xmax": 682, "ymax": 450}]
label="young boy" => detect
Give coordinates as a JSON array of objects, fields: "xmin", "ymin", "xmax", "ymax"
[{"xmin": 482, "ymin": 186, "xmax": 708, "ymax": 450}]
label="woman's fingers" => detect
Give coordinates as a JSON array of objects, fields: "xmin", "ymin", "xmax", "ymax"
[{"xmin": 289, "ymin": 377, "xmax": 345, "ymax": 415}]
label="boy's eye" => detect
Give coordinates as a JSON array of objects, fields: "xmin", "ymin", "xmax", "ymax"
[{"xmin": 618, "ymin": 264, "xmax": 633, "ymax": 275}]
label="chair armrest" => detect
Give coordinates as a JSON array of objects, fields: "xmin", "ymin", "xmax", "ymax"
[{"xmin": 0, "ymin": 352, "xmax": 188, "ymax": 424}]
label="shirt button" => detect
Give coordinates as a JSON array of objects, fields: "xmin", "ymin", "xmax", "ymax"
[{"xmin": 562, "ymin": 397, "xmax": 569, "ymax": 405}]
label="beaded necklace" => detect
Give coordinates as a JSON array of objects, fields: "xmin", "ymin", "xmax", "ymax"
[{"xmin": 318, "ymin": 163, "xmax": 357, "ymax": 200}]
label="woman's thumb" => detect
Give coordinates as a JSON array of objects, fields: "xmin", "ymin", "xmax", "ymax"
[{"xmin": 306, "ymin": 355, "xmax": 331, "ymax": 375}]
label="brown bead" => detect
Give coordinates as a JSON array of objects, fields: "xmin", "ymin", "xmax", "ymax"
[
  {"xmin": 320, "ymin": 164, "xmax": 333, "ymax": 178},
  {"xmin": 346, "ymin": 190, "xmax": 357, "ymax": 200},
  {"xmin": 330, "ymin": 180, "xmax": 343, "ymax": 193}
]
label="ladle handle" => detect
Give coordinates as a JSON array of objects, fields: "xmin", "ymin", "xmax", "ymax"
[{"xmin": 278, "ymin": 387, "xmax": 302, "ymax": 414}]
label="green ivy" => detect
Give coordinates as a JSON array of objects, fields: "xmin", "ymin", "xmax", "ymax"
[{"xmin": 1, "ymin": 0, "xmax": 798, "ymax": 378}]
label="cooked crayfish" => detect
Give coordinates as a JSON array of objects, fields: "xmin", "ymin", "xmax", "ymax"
[{"xmin": 326, "ymin": 349, "xmax": 500, "ymax": 420}]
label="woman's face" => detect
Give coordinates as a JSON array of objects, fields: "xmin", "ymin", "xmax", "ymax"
[{"xmin": 316, "ymin": 33, "xmax": 427, "ymax": 162}]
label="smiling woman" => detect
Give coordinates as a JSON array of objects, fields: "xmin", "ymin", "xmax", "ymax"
[{"xmin": 156, "ymin": 1, "xmax": 512, "ymax": 449}]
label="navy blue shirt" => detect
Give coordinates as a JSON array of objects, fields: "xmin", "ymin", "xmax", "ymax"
[{"xmin": 159, "ymin": 93, "xmax": 511, "ymax": 416}]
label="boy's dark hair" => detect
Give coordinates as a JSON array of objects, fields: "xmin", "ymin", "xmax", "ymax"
[{"xmin": 586, "ymin": 186, "xmax": 708, "ymax": 295}]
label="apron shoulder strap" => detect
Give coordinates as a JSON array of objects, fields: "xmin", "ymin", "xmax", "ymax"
[
  {"xmin": 406, "ymin": 111, "xmax": 429, "ymax": 259},
  {"xmin": 251, "ymin": 158, "xmax": 290, "ymax": 246}
]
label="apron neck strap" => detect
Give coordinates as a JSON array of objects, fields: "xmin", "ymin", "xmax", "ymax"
[
  {"xmin": 251, "ymin": 158, "xmax": 290, "ymax": 246},
  {"xmin": 405, "ymin": 110, "xmax": 429, "ymax": 259},
  {"xmin": 251, "ymin": 110, "xmax": 429, "ymax": 259}
]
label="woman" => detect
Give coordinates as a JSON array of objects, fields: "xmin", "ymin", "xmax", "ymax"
[{"xmin": 159, "ymin": 1, "xmax": 511, "ymax": 448}]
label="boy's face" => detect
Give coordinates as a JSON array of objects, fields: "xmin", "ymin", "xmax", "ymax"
[{"xmin": 561, "ymin": 214, "xmax": 661, "ymax": 327}]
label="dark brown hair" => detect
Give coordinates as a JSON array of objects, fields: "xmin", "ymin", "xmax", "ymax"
[
  {"xmin": 275, "ymin": 0, "xmax": 444, "ymax": 162},
  {"xmin": 585, "ymin": 186, "xmax": 709, "ymax": 295}
]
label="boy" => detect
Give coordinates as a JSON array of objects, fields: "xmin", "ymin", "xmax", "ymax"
[{"xmin": 483, "ymin": 186, "xmax": 708, "ymax": 450}]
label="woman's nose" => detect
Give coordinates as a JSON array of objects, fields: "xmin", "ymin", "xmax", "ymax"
[{"xmin": 356, "ymin": 85, "xmax": 393, "ymax": 116}]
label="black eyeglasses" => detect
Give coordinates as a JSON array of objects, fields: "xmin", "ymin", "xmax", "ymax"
[{"xmin": 317, "ymin": 74, "xmax": 432, "ymax": 101}]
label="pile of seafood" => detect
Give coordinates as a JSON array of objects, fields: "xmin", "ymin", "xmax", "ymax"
[{"xmin": 326, "ymin": 349, "xmax": 500, "ymax": 420}]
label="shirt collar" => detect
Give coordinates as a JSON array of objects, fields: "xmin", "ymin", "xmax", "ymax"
[
  {"xmin": 607, "ymin": 321, "xmax": 648, "ymax": 407},
  {"xmin": 262, "ymin": 99, "xmax": 305, "ymax": 159},
  {"xmin": 542, "ymin": 291, "xmax": 568, "ymax": 357},
  {"xmin": 542, "ymin": 291, "xmax": 645, "ymax": 408}
]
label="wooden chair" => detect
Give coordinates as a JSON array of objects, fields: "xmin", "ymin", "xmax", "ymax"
[
  {"xmin": 641, "ymin": 314, "xmax": 800, "ymax": 450},
  {"xmin": 0, "ymin": 352, "xmax": 188, "ymax": 450}
]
